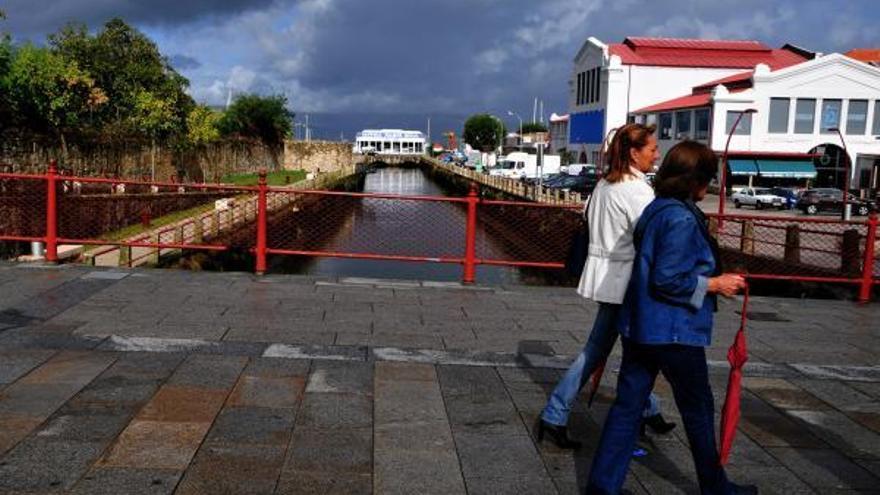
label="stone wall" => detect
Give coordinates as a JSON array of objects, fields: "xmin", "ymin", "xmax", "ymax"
[{"xmin": 283, "ymin": 140, "xmax": 353, "ymax": 174}]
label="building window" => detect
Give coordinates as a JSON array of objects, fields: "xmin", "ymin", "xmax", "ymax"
[
  {"xmin": 846, "ymin": 100, "xmax": 868, "ymax": 135},
  {"xmin": 768, "ymin": 98, "xmax": 790, "ymax": 134},
  {"xmin": 726, "ymin": 111, "xmax": 752, "ymax": 135},
  {"xmin": 794, "ymin": 99, "xmax": 816, "ymax": 134},
  {"xmin": 576, "ymin": 73, "xmax": 582, "ymax": 105},
  {"xmin": 694, "ymin": 109, "xmax": 710, "ymax": 140},
  {"xmin": 587, "ymin": 70, "xmax": 594, "ymax": 103},
  {"xmin": 593, "ymin": 67, "xmax": 601, "ymax": 103},
  {"xmin": 874, "ymin": 101, "xmax": 880, "ymax": 135},
  {"xmin": 659, "ymin": 113, "xmax": 673, "ymax": 140},
  {"xmin": 675, "ymin": 111, "xmax": 692, "ymax": 139},
  {"xmin": 820, "ymin": 99, "xmax": 842, "ymax": 134}
]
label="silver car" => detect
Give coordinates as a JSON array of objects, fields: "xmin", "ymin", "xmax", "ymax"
[{"xmin": 732, "ymin": 187, "xmax": 785, "ymax": 210}]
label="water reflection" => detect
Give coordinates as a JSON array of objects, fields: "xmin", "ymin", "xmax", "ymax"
[{"xmin": 274, "ymin": 167, "xmax": 535, "ymax": 284}]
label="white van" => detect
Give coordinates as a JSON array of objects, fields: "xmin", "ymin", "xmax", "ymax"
[{"xmin": 488, "ymin": 152, "xmax": 561, "ymax": 179}]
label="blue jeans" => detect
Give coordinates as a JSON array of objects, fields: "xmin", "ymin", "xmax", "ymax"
[
  {"xmin": 541, "ymin": 303, "xmax": 660, "ymax": 426},
  {"xmin": 586, "ymin": 339, "xmax": 732, "ymax": 495}
]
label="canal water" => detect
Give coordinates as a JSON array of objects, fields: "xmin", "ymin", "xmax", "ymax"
[{"xmin": 265, "ymin": 167, "xmax": 565, "ymax": 285}]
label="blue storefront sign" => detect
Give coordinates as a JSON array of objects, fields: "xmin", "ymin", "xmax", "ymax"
[{"xmin": 569, "ymin": 110, "xmax": 605, "ymax": 145}]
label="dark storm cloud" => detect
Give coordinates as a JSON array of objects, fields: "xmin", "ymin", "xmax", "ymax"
[{"xmin": 2, "ymin": 0, "xmax": 278, "ymax": 41}]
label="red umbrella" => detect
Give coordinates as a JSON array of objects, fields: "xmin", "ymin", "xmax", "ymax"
[
  {"xmin": 718, "ymin": 284, "xmax": 750, "ymax": 466},
  {"xmin": 586, "ymin": 360, "xmax": 606, "ymax": 407}
]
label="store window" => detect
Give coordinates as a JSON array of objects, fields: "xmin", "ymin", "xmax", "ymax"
[
  {"xmin": 768, "ymin": 98, "xmax": 790, "ymax": 134},
  {"xmin": 675, "ymin": 111, "xmax": 692, "ymax": 139},
  {"xmin": 659, "ymin": 113, "xmax": 673, "ymax": 140},
  {"xmin": 694, "ymin": 109, "xmax": 710, "ymax": 140},
  {"xmin": 846, "ymin": 100, "xmax": 868, "ymax": 135},
  {"xmin": 820, "ymin": 99, "xmax": 842, "ymax": 134},
  {"xmin": 725, "ymin": 111, "xmax": 752, "ymax": 135},
  {"xmin": 794, "ymin": 99, "xmax": 816, "ymax": 134}
]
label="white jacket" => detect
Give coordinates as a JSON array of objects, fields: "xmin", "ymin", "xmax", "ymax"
[{"xmin": 577, "ymin": 168, "xmax": 654, "ymax": 304}]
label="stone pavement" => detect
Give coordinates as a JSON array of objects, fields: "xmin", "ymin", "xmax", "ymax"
[{"xmin": 1, "ymin": 262, "xmax": 879, "ymax": 494}]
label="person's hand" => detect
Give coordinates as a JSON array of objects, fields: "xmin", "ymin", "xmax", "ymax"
[{"xmin": 708, "ymin": 274, "xmax": 746, "ymax": 298}]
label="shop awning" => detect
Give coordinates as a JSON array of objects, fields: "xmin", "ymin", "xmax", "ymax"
[
  {"xmin": 728, "ymin": 159, "xmax": 759, "ymax": 176},
  {"xmin": 755, "ymin": 159, "xmax": 817, "ymax": 179}
]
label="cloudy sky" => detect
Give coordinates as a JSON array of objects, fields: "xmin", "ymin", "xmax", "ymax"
[{"xmin": 2, "ymin": 0, "xmax": 877, "ymax": 137}]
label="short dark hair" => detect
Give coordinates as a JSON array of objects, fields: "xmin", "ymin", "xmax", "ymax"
[{"xmin": 653, "ymin": 141, "xmax": 718, "ymax": 200}]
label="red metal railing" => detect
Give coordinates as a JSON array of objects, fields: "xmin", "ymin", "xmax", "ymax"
[{"xmin": 1, "ymin": 164, "xmax": 878, "ymax": 301}]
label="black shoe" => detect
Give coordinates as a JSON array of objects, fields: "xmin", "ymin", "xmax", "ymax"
[
  {"xmin": 644, "ymin": 414, "xmax": 676, "ymax": 435},
  {"xmin": 535, "ymin": 419, "xmax": 582, "ymax": 449},
  {"xmin": 730, "ymin": 482, "xmax": 758, "ymax": 494}
]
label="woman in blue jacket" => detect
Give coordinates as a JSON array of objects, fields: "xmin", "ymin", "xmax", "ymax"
[{"xmin": 585, "ymin": 141, "xmax": 756, "ymax": 495}]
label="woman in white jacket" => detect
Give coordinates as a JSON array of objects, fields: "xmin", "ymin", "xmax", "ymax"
[{"xmin": 538, "ymin": 123, "xmax": 675, "ymax": 449}]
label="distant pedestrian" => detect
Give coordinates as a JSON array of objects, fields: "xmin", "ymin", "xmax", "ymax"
[
  {"xmin": 537, "ymin": 123, "xmax": 675, "ymax": 449},
  {"xmin": 585, "ymin": 141, "xmax": 755, "ymax": 494}
]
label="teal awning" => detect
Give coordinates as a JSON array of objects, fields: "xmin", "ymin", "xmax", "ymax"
[
  {"xmin": 728, "ymin": 159, "xmax": 759, "ymax": 176},
  {"xmin": 755, "ymin": 159, "xmax": 817, "ymax": 179}
]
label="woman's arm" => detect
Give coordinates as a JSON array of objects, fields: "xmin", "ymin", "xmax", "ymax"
[{"xmin": 649, "ymin": 214, "xmax": 704, "ymax": 309}]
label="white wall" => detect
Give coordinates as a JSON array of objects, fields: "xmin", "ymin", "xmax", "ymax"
[{"xmin": 710, "ymin": 56, "xmax": 880, "ymax": 169}]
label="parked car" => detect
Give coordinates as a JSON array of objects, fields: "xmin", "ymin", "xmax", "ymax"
[
  {"xmin": 797, "ymin": 188, "xmax": 877, "ymax": 216},
  {"xmin": 732, "ymin": 187, "xmax": 785, "ymax": 210},
  {"xmin": 547, "ymin": 174, "xmax": 595, "ymax": 195},
  {"xmin": 769, "ymin": 187, "xmax": 801, "ymax": 210}
]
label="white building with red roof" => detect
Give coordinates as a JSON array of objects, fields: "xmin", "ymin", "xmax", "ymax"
[{"xmin": 569, "ymin": 36, "xmax": 880, "ymax": 191}]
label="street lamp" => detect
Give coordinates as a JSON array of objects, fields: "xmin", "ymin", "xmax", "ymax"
[
  {"xmin": 507, "ymin": 111, "xmax": 523, "ymax": 147},
  {"xmin": 828, "ymin": 127, "xmax": 852, "ymax": 220},
  {"xmin": 719, "ymin": 108, "xmax": 758, "ymax": 222}
]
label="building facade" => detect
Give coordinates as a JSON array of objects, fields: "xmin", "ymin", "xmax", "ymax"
[
  {"xmin": 549, "ymin": 113, "xmax": 569, "ymax": 156},
  {"xmin": 631, "ymin": 54, "xmax": 880, "ymax": 191},
  {"xmin": 569, "ymin": 36, "xmax": 880, "ymax": 192},
  {"xmin": 353, "ymin": 129, "xmax": 426, "ymax": 155}
]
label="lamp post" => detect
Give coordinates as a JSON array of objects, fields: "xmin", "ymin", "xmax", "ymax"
[
  {"xmin": 828, "ymin": 127, "xmax": 852, "ymax": 220},
  {"xmin": 507, "ymin": 111, "xmax": 523, "ymax": 148},
  {"xmin": 719, "ymin": 109, "xmax": 758, "ymax": 223}
]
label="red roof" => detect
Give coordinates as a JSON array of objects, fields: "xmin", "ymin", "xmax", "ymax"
[
  {"xmin": 845, "ymin": 48, "xmax": 880, "ymax": 63},
  {"xmin": 633, "ymin": 89, "xmax": 747, "ymax": 114},
  {"xmin": 634, "ymin": 93, "xmax": 712, "ymax": 113},
  {"xmin": 692, "ymin": 71, "xmax": 754, "ymax": 92},
  {"xmin": 608, "ymin": 37, "xmax": 807, "ymax": 69}
]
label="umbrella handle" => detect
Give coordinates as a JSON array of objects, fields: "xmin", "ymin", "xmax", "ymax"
[{"xmin": 739, "ymin": 282, "xmax": 750, "ymax": 329}]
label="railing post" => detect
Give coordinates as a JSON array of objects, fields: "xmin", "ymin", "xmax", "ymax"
[
  {"xmin": 740, "ymin": 220, "xmax": 755, "ymax": 255},
  {"xmin": 858, "ymin": 213, "xmax": 877, "ymax": 303},
  {"xmin": 45, "ymin": 160, "xmax": 58, "ymax": 262},
  {"xmin": 463, "ymin": 183, "xmax": 478, "ymax": 284},
  {"xmin": 255, "ymin": 169, "xmax": 268, "ymax": 275}
]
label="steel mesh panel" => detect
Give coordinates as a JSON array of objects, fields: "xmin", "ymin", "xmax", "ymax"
[
  {"xmin": 709, "ymin": 215, "xmax": 870, "ymax": 278},
  {"xmin": 0, "ymin": 176, "xmax": 47, "ymax": 239},
  {"xmin": 266, "ymin": 192, "xmax": 467, "ymax": 258},
  {"xmin": 476, "ymin": 202, "xmax": 581, "ymax": 264}
]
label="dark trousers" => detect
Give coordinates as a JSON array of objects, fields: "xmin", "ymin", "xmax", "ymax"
[{"xmin": 586, "ymin": 339, "xmax": 732, "ymax": 495}]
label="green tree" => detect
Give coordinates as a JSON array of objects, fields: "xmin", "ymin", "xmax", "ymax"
[
  {"xmin": 186, "ymin": 105, "xmax": 221, "ymax": 146},
  {"xmin": 218, "ymin": 94, "xmax": 293, "ymax": 151},
  {"xmin": 49, "ymin": 18, "xmax": 193, "ymax": 139},
  {"xmin": 7, "ymin": 44, "xmax": 107, "ymax": 157},
  {"xmin": 521, "ymin": 122, "xmax": 548, "ymax": 133},
  {"xmin": 0, "ymin": 9, "xmax": 12, "ymax": 130},
  {"xmin": 130, "ymin": 89, "xmax": 180, "ymax": 180},
  {"xmin": 463, "ymin": 114, "xmax": 506, "ymax": 152}
]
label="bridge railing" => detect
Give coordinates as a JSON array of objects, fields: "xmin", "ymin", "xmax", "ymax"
[{"xmin": 1, "ymin": 164, "xmax": 878, "ymax": 301}]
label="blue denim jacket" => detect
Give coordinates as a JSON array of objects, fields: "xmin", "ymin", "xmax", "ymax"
[{"xmin": 619, "ymin": 198, "xmax": 717, "ymax": 347}]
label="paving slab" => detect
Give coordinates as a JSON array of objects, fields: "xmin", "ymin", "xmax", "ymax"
[{"xmin": 0, "ymin": 264, "xmax": 879, "ymax": 493}]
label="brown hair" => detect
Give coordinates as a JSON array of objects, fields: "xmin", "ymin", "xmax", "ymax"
[
  {"xmin": 653, "ymin": 141, "xmax": 718, "ymax": 200},
  {"xmin": 603, "ymin": 123, "xmax": 657, "ymax": 183}
]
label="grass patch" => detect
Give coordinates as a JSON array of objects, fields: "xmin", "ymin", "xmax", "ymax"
[{"xmin": 221, "ymin": 170, "xmax": 307, "ymax": 186}]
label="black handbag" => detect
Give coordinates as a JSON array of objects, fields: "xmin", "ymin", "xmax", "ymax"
[{"xmin": 564, "ymin": 195, "xmax": 593, "ymax": 278}]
